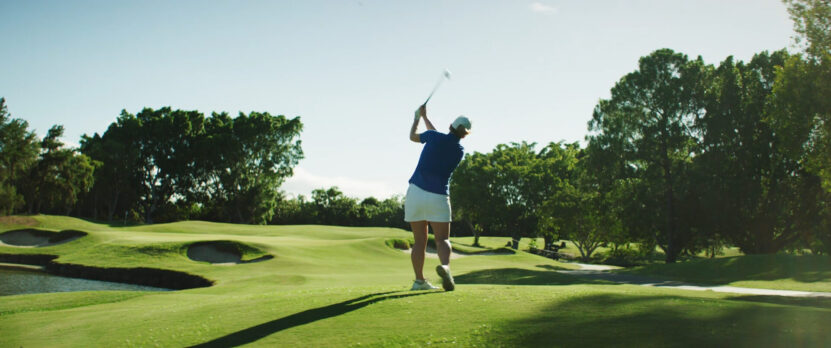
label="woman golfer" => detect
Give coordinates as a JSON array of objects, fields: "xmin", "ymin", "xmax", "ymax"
[{"xmin": 406, "ymin": 104, "xmax": 471, "ymax": 291}]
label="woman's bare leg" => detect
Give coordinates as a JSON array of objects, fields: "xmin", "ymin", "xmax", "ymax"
[
  {"xmin": 430, "ymin": 221, "xmax": 451, "ymax": 266},
  {"xmin": 410, "ymin": 221, "xmax": 429, "ymax": 280}
]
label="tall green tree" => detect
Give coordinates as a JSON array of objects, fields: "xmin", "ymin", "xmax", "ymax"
[
  {"xmin": 588, "ymin": 49, "xmax": 706, "ymax": 263},
  {"xmin": 583, "ymin": 114, "xmax": 642, "ymax": 251},
  {"xmin": 694, "ymin": 51, "xmax": 814, "ymax": 254},
  {"xmin": 763, "ymin": 0, "xmax": 831, "ymax": 253},
  {"xmin": 774, "ymin": 0, "xmax": 831, "ymax": 191},
  {"xmin": 82, "ymin": 107, "xmax": 205, "ymax": 223},
  {"xmin": 0, "ymin": 98, "xmax": 39, "ymax": 215},
  {"xmin": 130, "ymin": 107, "xmax": 205, "ymax": 223},
  {"xmin": 483, "ymin": 142, "xmax": 547, "ymax": 248},
  {"xmin": 534, "ymin": 142, "xmax": 582, "ymax": 249},
  {"xmin": 785, "ymin": 0, "xmax": 831, "ymax": 59},
  {"xmin": 451, "ymin": 152, "xmax": 494, "ymax": 246},
  {"xmin": 201, "ymin": 111, "xmax": 303, "ymax": 224},
  {"xmin": 540, "ymin": 144, "xmax": 620, "ymax": 261},
  {"xmin": 80, "ymin": 112, "xmax": 142, "ymax": 221},
  {"xmin": 84, "ymin": 107, "xmax": 302, "ymax": 224},
  {"xmin": 451, "ymin": 142, "xmax": 567, "ymax": 249},
  {"xmin": 20, "ymin": 125, "xmax": 95, "ymax": 215},
  {"xmin": 549, "ymin": 180, "xmax": 619, "ymax": 262}
]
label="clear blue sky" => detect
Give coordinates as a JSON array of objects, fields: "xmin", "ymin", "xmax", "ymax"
[{"xmin": 1, "ymin": 0, "xmax": 795, "ymax": 199}]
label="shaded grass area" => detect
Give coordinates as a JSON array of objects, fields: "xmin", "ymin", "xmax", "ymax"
[
  {"xmin": 619, "ymin": 254, "xmax": 831, "ymax": 292},
  {"xmin": 481, "ymin": 291, "xmax": 831, "ymax": 347},
  {"xmin": 456, "ymin": 266, "xmax": 609, "ymax": 286},
  {"xmin": 728, "ymin": 295, "xmax": 831, "ymax": 310}
]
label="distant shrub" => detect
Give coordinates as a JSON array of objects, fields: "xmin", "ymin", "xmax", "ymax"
[
  {"xmin": 601, "ymin": 247, "xmax": 648, "ymax": 267},
  {"xmin": 385, "ymin": 238, "xmax": 412, "ymax": 250}
]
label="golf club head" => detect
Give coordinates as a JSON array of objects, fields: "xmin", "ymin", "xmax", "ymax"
[{"xmin": 424, "ymin": 69, "xmax": 452, "ymax": 105}]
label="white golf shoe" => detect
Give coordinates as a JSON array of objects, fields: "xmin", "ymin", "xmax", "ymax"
[
  {"xmin": 436, "ymin": 265, "xmax": 455, "ymax": 291},
  {"xmin": 410, "ymin": 279, "xmax": 439, "ymax": 291}
]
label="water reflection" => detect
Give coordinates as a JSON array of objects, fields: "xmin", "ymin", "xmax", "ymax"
[{"xmin": 0, "ymin": 266, "xmax": 171, "ymax": 296}]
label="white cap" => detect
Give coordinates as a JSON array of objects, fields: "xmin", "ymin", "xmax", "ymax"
[{"xmin": 451, "ymin": 115, "xmax": 472, "ymax": 134}]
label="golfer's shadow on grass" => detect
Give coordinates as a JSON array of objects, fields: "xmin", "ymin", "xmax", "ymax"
[{"xmin": 189, "ymin": 290, "xmax": 437, "ymax": 348}]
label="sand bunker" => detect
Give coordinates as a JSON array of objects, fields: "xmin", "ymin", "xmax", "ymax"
[
  {"xmin": 186, "ymin": 241, "xmax": 273, "ymax": 265},
  {"xmin": 0, "ymin": 229, "xmax": 87, "ymax": 247}
]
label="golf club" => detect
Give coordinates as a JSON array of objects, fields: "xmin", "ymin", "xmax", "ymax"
[{"xmin": 423, "ymin": 69, "xmax": 452, "ymax": 106}]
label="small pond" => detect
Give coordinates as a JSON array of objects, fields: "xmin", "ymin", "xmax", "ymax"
[{"xmin": 0, "ymin": 266, "xmax": 171, "ymax": 296}]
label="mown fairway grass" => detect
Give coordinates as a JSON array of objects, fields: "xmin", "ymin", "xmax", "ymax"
[
  {"xmin": 619, "ymin": 254, "xmax": 831, "ymax": 292},
  {"xmin": 1, "ymin": 216, "xmax": 831, "ymax": 347}
]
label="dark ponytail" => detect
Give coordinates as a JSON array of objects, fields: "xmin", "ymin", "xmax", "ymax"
[{"xmin": 449, "ymin": 126, "xmax": 465, "ymax": 138}]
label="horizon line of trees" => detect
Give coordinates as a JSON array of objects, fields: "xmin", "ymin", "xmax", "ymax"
[
  {"xmin": 0, "ymin": 101, "xmax": 409, "ymax": 229},
  {"xmin": 450, "ymin": 0, "xmax": 831, "ymax": 262},
  {"xmin": 1, "ymin": 104, "xmax": 305, "ymax": 225}
]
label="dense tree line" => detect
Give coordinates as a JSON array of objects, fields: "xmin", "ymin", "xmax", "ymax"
[
  {"xmin": 451, "ymin": 0, "xmax": 830, "ymax": 261},
  {"xmin": 1, "ymin": 105, "xmax": 304, "ymax": 225},
  {"xmin": 0, "ymin": 100, "xmax": 95, "ymax": 216},
  {"xmin": 0, "ymin": 102, "xmax": 407, "ymax": 228},
  {"xmin": 273, "ymin": 187, "xmax": 407, "ymax": 229},
  {"xmin": 77, "ymin": 107, "xmax": 304, "ymax": 225}
]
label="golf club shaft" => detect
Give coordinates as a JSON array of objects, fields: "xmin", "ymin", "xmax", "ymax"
[
  {"xmin": 422, "ymin": 69, "xmax": 451, "ymax": 107},
  {"xmin": 423, "ymin": 78, "xmax": 445, "ymax": 105}
]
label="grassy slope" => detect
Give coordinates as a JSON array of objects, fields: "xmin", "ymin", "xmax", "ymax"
[
  {"xmin": 619, "ymin": 254, "xmax": 831, "ymax": 292},
  {"xmin": 454, "ymin": 236, "xmax": 629, "ymax": 260},
  {"xmin": 457, "ymin": 235, "xmax": 828, "ymax": 292},
  {"xmin": 0, "ymin": 216, "xmax": 829, "ymax": 347}
]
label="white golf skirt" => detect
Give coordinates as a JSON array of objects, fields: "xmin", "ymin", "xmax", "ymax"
[{"xmin": 404, "ymin": 184, "xmax": 452, "ymax": 222}]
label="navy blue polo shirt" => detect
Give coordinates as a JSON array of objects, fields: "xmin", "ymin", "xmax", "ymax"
[{"xmin": 408, "ymin": 130, "xmax": 464, "ymax": 195}]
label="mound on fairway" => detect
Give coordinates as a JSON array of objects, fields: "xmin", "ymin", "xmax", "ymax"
[
  {"xmin": 186, "ymin": 241, "xmax": 273, "ymax": 264},
  {"xmin": 0, "ymin": 229, "xmax": 87, "ymax": 247},
  {"xmin": 385, "ymin": 237, "xmax": 515, "ymax": 256},
  {"xmin": 0, "ymin": 215, "xmax": 38, "ymax": 226}
]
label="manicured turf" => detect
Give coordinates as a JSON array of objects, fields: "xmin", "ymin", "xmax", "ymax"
[
  {"xmin": 1, "ymin": 216, "xmax": 830, "ymax": 347},
  {"xmin": 454, "ymin": 236, "xmax": 635, "ymax": 260},
  {"xmin": 619, "ymin": 254, "xmax": 831, "ymax": 292}
]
